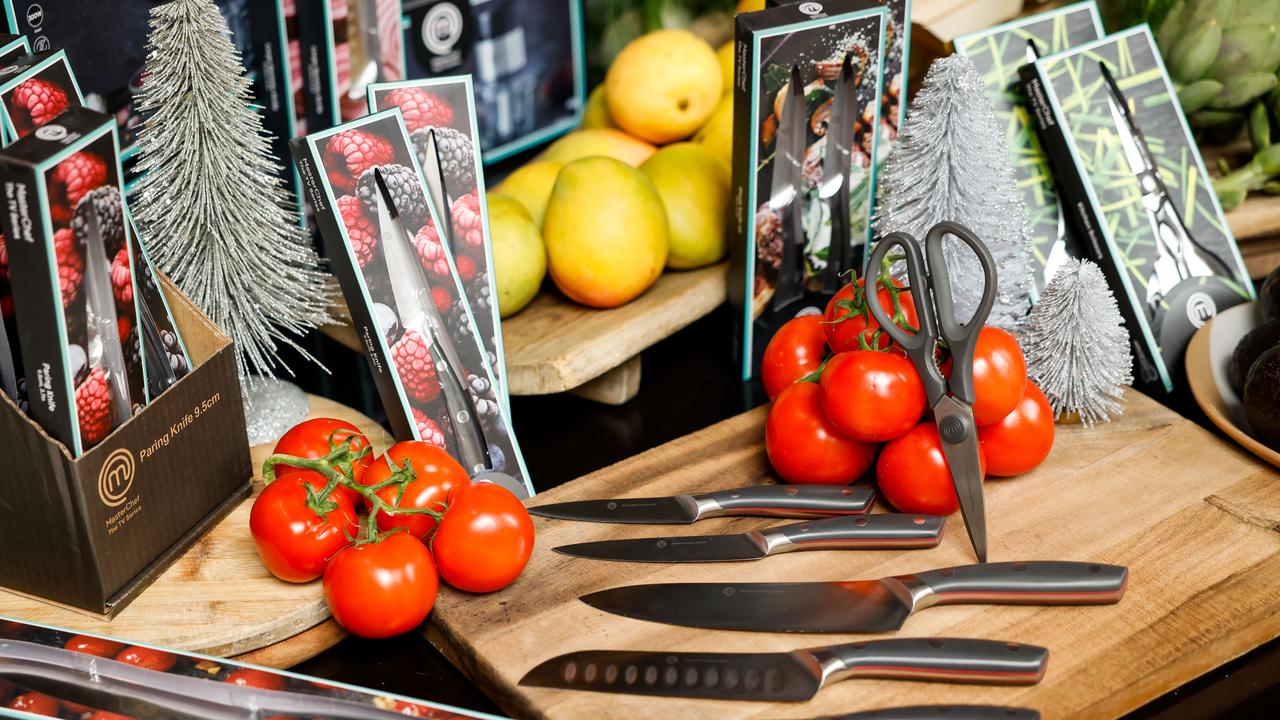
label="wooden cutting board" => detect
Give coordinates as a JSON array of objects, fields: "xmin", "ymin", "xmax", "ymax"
[{"xmin": 424, "ymin": 390, "xmax": 1280, "ymax": 719}]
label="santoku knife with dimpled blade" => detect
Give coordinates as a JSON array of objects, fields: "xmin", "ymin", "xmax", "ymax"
[
  {"xmin": 519, "ymin": 637, "xmax": 1049, "ymax": 702},
  {"xmin": 528, "ymin": 484, "xmax": 873, "ymax": 524}
]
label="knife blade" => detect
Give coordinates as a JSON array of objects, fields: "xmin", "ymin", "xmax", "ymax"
[
  {"xmin": 554, "ymin": 513, "xmax": 943, "ymax": 563},
  {"xmin": 817, "ymin": 706, "xmax": 1039, "ymax": 720},
  {"xmin": 519, "ymin": 637, "xmax": 1048, "ymax": 701},
  {"xmin": 771, "ymin": 64, "xmax": 808, "ymax": 310},
  {"xmin": 528, "ymin": 484, "xmax": 873, "ymax": 524},
  {"xmin": 582, "ymin": 561, "xmax": 1128, "ymax": 633}
]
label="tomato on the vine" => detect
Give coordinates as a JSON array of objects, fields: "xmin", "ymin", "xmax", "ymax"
[
  {"xmin": 819, "ymin": 350, "xmax": 927, "ymax": 442},
  {"xmin": 225, "ymin": 668, "xmax": 286, "ymax": 690},
  {"xmin": 250, "ymin": 474, "xmax": 359, "ymax": 583},
  {"xmin": 766, "ymin": 382, "xmax": 877, "ymax": 484},
  {"xmin": 64, "ymin": 634, "xmax": 124, "ymax": 658},
  {"xmin": 970, "ymin": 327, "xmax": 1027, "ymax": 425},
  {"xmin": 432, "ymin": 482, "xmax": 534, "ymax": 593},
  {"xmin": 761, "ymin": 315, "xmax": 826, "ymax": 400},
  {"xmin": 323, "ymin": 532, "xmax": 438, "ymax": 639},
  {"xmin": 978, "ymin": 382, "xmax": 1055, "ymax": 476},
  {"xmin": 115, "ymin": 646, "xmax": 177, "ymax": 672},
  {"xmin": 273, "ymin": 418, "xmax": 372, "ymax": 505},
  {"xmin": 823, "ymin": 278, "xmax": 918, "ymax": 353},
  {"xmin": 876, "ymin": 422, "xmax": 986, "ymax": 515},
  {"xmin": 363, "ymin": 441, "xmax": 469, "ymax": 538},
  {"xmin": 5, "ymin": 693, "xmax": 59, "ymax": 717}
]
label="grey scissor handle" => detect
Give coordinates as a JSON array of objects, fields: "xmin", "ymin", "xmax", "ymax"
[
  {"xmin": 907, "ymin": 561, "xmax": 1128, "ymax": 607},
  {"xmin": 820, "ymin": 705, "xmax": 1040, "ymax": 720},
  {"xmin": 695, "ymin": 484, "xmax": 874, "ymax": 519},
  {"xmin": 766, "ymin": 513, "xmax": 943, "ymax": 551},
  {"xmin": 809, "ymin": 637, "xmax": 1047, "ymax": 687}
]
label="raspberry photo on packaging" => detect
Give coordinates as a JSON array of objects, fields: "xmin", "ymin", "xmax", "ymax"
[
  {"xmin": 296, "ymin": 0, "xmax": 405, "ymax": 131},
  {"xmin": 369, "ymin": 76, "xmax": 505, "ymax": 404},
  {"xmin": 291, "ymin": 108, "xmax": 532, "ymax": 497},
  {"xmin": 0, "ymin": 107, "xmax": 145, "ymax": 455},
  {"xmin": 0, "ymin": 50, "xmax": 84, "ymax": 145}
]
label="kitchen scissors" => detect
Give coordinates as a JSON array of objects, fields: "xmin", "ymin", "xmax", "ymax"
[{"xmin": 866, "ymin": 221, "xmax": 997, "ymax": 562}]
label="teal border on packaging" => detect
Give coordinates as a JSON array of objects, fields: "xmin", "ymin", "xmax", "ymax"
[
  {"xmin": 741, "ymin": 6, "xmax": 890, "ymax": 381},
  {"xmin": 952, "ymin": 0, "xmax": 1102, "ymax": 54},
  {"xmin": 304, "ymin": 109, "xmax": 534, "ymax": 496},
  {"xmin": 1036, "ymin": 24, "xmax": 1255, "ymax": 393},
  {"xmin": 0, "ymin": 34, "xmax": 27, "ymax": 59},
  {"xmin": 0, "ymin": 51, "xmax": 86, "ymax": 145}
]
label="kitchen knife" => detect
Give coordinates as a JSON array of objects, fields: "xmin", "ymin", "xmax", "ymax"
[
  {"xmin": 582, "ymin": 561, "xmax": 1128, "ymax": 633},
  {"xmin": 528, "ymin": 484, "xmax": 874, "ymax": 524},
  {"xmin": 555, "ymin": 513, "xmax": 943, "ymax": 562},
  {"xmin": 519, "ymin": 637, "xmax": 1048, "ymax": 701},
  {"xmin": 819, "ymin": 706, "xmax": 1039, "ymax": 720}
]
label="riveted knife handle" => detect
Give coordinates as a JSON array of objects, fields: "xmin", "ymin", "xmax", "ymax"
[
  {"xmin": 826, "ymin": 705, "xmax": 1040, "ymax": 720},
  {"xmin": 813, "ymin": 638, "xmax": 1047, "ymax": 686},
  {"xmin": 764, "ymin": 513, "xmax": 943, "ymax": 552},
  {"xmin": 695, "ymin": 485, "xmax": 873, "ymax": 519},
  {"xmin": 911, "ymin": 561, "xmax": 1128, "ymax": 607}
]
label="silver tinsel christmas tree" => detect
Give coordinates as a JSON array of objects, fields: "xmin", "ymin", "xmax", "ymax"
[
  {"xmin": 1021, "ymin": 258, "xmax": 1132, "ymax": 425},
  {"xmin": 133, "ymin": 0, "xmax": 331, "ymax": 387},
  {"xmin": 874, "ymin": 55, "xmax": 1034, "ymax": 328}
]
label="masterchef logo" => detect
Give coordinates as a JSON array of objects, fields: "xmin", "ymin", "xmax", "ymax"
[{"xmin": 98, "ymin": 448, "xmax": 135, "ymax": 507}]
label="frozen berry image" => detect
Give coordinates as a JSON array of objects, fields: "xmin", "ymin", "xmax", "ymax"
[
  {"xmin": 453, "ymin": 254, "xmax": 478, "ymax": 284},
  {"xmin": 431, "ymin": 286, "xmax": 453, "ymax": 316},
  {"xmin": 111, "ymin": 248, "xmax": 132, "ymax": 306},
  {"xmin": 356, "ymin": 164, "xmax": 429, "ymax": 230},
  {"xmin": 0, "ymin": 231, "xmax": 8, "ymax": 281},
  {"xmin": 373, "ymin": 302, "xmax": 401, "ymax": 345},
  {"xmin": 336, "ymin": 195, "xmax": 377, "ymax": 267},
  {"xmin": 413, "ymin": 221, "xmax": 451, "ymax": 279},
  {"xmin": 161, "ymin": 329, "xmax": 189, "ymax": 378},
  {"xmin": 71, "ymin": 187, "xmax": 125, "ymax": 255},
  {"xmin": 383, "ymin": 87, "xmax": 453, "ymax": 132},
  {"xmin": 49, "ymin": 152, "xmax": 107, "ymax": 225},
  {"xmin": 450, "ymin": 190, "xmax": 485, "ymax": 254},
  {"xmin": 323, "ymin": 129, "xmax": 393, "ymax": 193},
  {"xmin": 391, "ymin": 329, "xmax": 440, "ymax": 404},
  {"xmin": 54, "ymin": 228, "xmax": 84, "ymax": 307},
  {"xmin": 117, "ymin": 315, "xmax": 131, "ymax": 343},
  {"xmin": 12, "ymin": 77, "xmax": 69, "ymax": 135},
  {"xmin": 411, "ymin": 408, "xmax": 447, "ymax": 450},
  {"xmin": 76, "ymin": 367, "xmax": 112, "ymax": 445},
  {"xmin": 410, "ymin": 126, "xmax": 475, "ymax": 194}
]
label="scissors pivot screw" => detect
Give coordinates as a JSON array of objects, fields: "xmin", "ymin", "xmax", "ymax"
[{"xmin": 940, "ymin": 413, "xmax": 969, "ymax": 444}]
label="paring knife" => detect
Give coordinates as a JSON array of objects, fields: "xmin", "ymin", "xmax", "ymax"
[
  {"xmin": 582, "ymin": 561, "xmax": 1128, "ymax": 633},
  {"xmin": 528, "ymin": 484, "xmax": 874, "ymax": 524},
  {"xmin": 554, "ymin": 513, "xmax": 943, "ymax": 563},
  {"xmin": 519, "ymin": 637, "xmax": 1049, "ymax": 702},
  {"xmin": 818, "ymin": 706, "xmax": 1039, "ymax": 720}
]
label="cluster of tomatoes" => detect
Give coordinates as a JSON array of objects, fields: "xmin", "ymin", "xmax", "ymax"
[
  {"xmin": 761, "ymin": 273, "xmax": 1056, "ymax": 514},
  {"xmin": 251, "ymin": 418, "xmax": 534, "ymax": 639}
]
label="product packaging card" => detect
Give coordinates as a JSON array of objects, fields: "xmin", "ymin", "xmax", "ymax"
[
  {"xmin": 0, "ymin": 50, "xmax": 84, "ymax": 145},
  {"xmin": 369, "ymin": 76, "xmax": 506, "ymax": 406},
  {"xmin": 296, "ymin": 0, "xmax": 406, "ymax": 132},
  {"xmin": 730, "ymin": 0, "xmax": 888, "ymax": 380},
  {"xmin": 129, "ymin": 219, "xmax": 193, "ymax": 400},
  {"xmin": 291, "ymin": 108, "xmax": 531, "ymax": 497},
  {"xmin": 953, "ymin": 0, "xmax": 1103, "ymax": 297},
  {"xmin": 0, "ymin": 32, "xmax": 25, "ymax": 63},
  {"xmin": 1022, "ymin": 25, "xmax": 1254, "ymax": 392},
  {"xmin": 401, "ymin": 0, "xmax": 585, "ymax": 163}
]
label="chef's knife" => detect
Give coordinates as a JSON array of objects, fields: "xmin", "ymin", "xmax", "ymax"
[
  {"xmin": 819, "ymin": 706, "xmax": 1039, "ymax": 720},
  {"xmin": 582, "ymin": 561, "xmax": 1128, "ymax": 633},
  {"xmin": 529, "ymin": 484, "xmax": 873, "ymax": 524},
  {"xmin": 771, "ymin": 64, "xmax": 808, "ymax": 310},
  {"xmin": 519, "ymin": 637, "xmax": 1048, "ymax": 701},
  {"xmin": 555, "ymin": 513, "xmax": 943, "ymax": 563}
]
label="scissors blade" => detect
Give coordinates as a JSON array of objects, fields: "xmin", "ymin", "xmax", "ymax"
[
  {"xmin": 1099, "ymin": 63, "xmax": 1158, "ymax": 181},
  {"xmin": 933, "ymin": 395, "xmax": 987, "ymax": 562}
]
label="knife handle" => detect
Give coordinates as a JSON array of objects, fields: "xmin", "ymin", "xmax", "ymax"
[
  {"xmin": 908, "ymin": 561, "xmax": 1128, "ymax": 608},
  {"xmin": 811, "ymin": 638, "xmax": 1047, "ymax": 687},
  {"xmin": 761, "ymin": 513, "xmax": 943, "ymax": 553},
  {"xmin": 824, "ymin": 705, "xmax": 1040, "ymax": 720},
  {"xmin": 694, "ymin": 485, "xmax": 873, "ymax": 519}
]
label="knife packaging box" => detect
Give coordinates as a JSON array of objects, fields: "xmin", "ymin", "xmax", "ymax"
[
  {"xmin": 729, "ymin": 0, "xmax": 889, "ymax": 380},
  {"xmin": 0, "ymin": 50, "xmax": 83, "ymax": 146},
  {"xmin": 0, "ymin": 33, "xmax": 24, "ymax": 402},
  {"xmin": 290, "ymin": 108, "xmax": 533, "ymax": 496},
  {"xmin": 368, "ymin": 76, "xmax": 507, "ymax": 406},
  {"xmin": 1020, "ymin": 25, "xmax": 1254, "ymax": 393},
  {"xmin": 952, "ymin": 0, "xmax": 1103, "ymax": 298},
  {"xmin": 294, "ymin": 0, "xmax": 406, "ymax": 133}
]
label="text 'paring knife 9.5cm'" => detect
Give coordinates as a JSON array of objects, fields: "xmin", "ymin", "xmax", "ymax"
[
  {"xmin": 554, "ymin": 513, "xmax": 944, "ymax": 563},
  {"xmin": 582, "ymin": 561, "xmax": 1128, "ymax": 633},
  {"xmin": 528, "ymin": 484, "xmax": 873, "ymax": 524},
  {"xmin": 519, "ymin": 637, "xmax": 1048, "ymax": 702}
]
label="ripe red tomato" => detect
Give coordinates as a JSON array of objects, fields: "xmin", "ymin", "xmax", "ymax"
[
  {"xmin": 823, "ymin": 278, "xmax": 918, "ymax": 353},
  {"xmin": 876, "ymin": 422, "xmax": 986, "ymax": 515},
  {"xmin": 115, "ymin": 646, "xmax": 177, "ymax": 672},
  {"xmin": 225, "ymin": 668, "xmax": 286, "ymax": 690},
  {"xmin": 765, "ymin": 382, "xmax": 877, "ymax": 484},
  {"xmin": 978, "ymin": 382, "xmax": 1055, "ymax": 477},
  {"xmin": 819, "ymin": 350, "xmax": 927, "ymax": 442},
  {"xmin": 64, "ymin": 634, "xmax": 125, "ymax": 658},
  {"xmin": 273, "ymin": 418, "xmax": 372, "ymax": 504},
  {"xmin": 250, "ymin": 474, "xmax": 359, "ymax": 583},
  {"xmin": 970, "ymin": 327, "xmax": 1027, "ymax": 425},
  {"xmin": 5, "ymin": 693, "xmax": 59, "ymax": 717},
  {"xmin": 323, "ymin": 532, "xmax": 438, "ymax": 639},
  {"xmin": 363, "ymin": 442, "xmax": 470, "ymax": 538},
  {"xmin": 761, "ymin": 315, "xmax": 827, "ymax": 400},
  {"xmin": 432, "ymin": 483, "xmax": 535, "ymax": 593}
]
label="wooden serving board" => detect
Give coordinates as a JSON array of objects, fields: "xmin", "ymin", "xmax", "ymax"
[
  {"xmin": 0, "ymin": 395, "xmax": 393, "ymax": 668},
  {"xmin": 424, "ymin": 390, "xmax": 1280, "ymax": 719}
]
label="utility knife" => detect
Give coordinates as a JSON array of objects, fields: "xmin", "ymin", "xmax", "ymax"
[
  {"xmin": 520, "ymin": 637, "xmax": 1048, "ymax": 701},
  {"xmin": 554, "ymin": 513, "xmax": 943, "ymax": 563},
  {"xmin": 528, "ymin": 484, "xmax": 873, "ymax": 524},
  {"xmin": 582, "ymin": 561, "xmax": 1128, "ymax": 633}
]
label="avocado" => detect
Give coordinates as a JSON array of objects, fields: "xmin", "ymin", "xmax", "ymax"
[
  {"xmin": 1263, "ymin": 265, "xmax": 1280, "ymax": 322},
  {"xmin": 1244, "ymin": 345, "xmax": 1280, "ymax": 451},
  {"xmin": 1229, "ymin": 318, "xmax": 1280, "ymax": 395}
]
